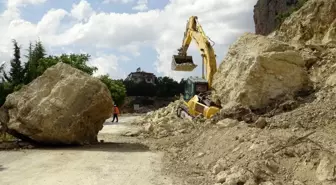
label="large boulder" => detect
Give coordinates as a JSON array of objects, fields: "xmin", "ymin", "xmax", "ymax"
[
  {"xmin": 212, "ymin": 33, "xmax": 308, "ymax": 110},
  {"xmin": 0, "ymin": 63, "xmax": 113, "ymax": 145},
  {"xmin": 273, "ymin": 0, "xmax": 336, "ymax": 47}
]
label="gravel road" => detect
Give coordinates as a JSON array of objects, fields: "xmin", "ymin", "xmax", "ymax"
[{"xmin": 0, "ymin": 116, "xmax": 173, "ymax": 185}]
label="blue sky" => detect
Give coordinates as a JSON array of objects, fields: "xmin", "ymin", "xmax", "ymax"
[{"xmin": 0, "ymin": 0, "xmax": 257, "ymax": 80}]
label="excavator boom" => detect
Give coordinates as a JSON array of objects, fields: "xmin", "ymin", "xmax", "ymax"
[{"xmin": 171, "ymin": 16, "xmax": 217, "ymax": 87}]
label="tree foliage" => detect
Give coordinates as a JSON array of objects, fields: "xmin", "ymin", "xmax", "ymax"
[
  {"xmin": 123, "ymin": 76, "xmax": 184, "ymax": 97},
  {"xmin": 0, "ymin": 39, "xmax": 122, "ymax": 107},
  {"xmin": 99, "ymin": 75, "xmax": 127, "ymax": 106}
]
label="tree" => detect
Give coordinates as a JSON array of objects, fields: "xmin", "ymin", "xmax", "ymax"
[
  {"xmin": 99, "ymin": 75, "xmax": 127, "ymax": 106},
  {"xmin": 23, "ymin": 40, "xmax": 46, "ymax": 84},
  {"xmin": 155, "ymin": 76, "xmax": 181, "ymax": 97},
  {"xmin": 123, "ymin": 80, "xmax": 156, "ymax": 97},
  {"xmin": 3, "ymin": 40, "xmax": 24, "ymax": 87},
  {"xmin": 0, "ymin": 39, "xmax": 100, "ymax": 106}
]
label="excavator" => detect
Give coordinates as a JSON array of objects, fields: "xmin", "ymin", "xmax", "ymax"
[{"xmin": 172, "ymin": 16, "xmax": 221, "ymax": 120}]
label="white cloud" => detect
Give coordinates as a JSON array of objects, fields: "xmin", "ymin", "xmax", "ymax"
[
  {"xmin": 102, "ymin": 0, "xmax": 134, "ymax": 4},
  {"xmin": 0, "ymin": 0, "xmax": 258, "ymax": 80},
  {"xmin": 89, "ymin": 54, "xmax": 127, "ymax": 79},
  {"xmin": 118, "ymin": 43, "xmax": 141, "ymax": 57},
  {"xmin": 71, "ymin": 0, "xmax": 94, "ymax": 21},
  {"xmin": 132, "ymin": 0, "xmax": 148, "ymax": 11},
  {"xmin": 37, "ymin": 9, "xmax": 68, "ymax": 34},
  {"xmin": 7, "ymin": 0, "xmax": 47, "ymax": 8}
]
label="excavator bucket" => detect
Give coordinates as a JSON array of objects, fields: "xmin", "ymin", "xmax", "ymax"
[{"xmin": 171, "ymin": 55, "xmax": 197, "ymax": 71}]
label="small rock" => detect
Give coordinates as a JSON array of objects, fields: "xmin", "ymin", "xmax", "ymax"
[
  {"xmin": 216, "ymin": 171, "xmax": 229, "ymax": 183},
  {"xmin": 293, "ymin": 180, "xmax": 305, "ymax": 185},
  {"xmin": 216, "ymin": 118, "xmax": 239, "ymax": 128},
  {"xmin": 255, "ymin": 117, "xmax": 267, "ymax": 129},
  {"xmin": 212, "ymin": 163, "xmax": 223, "ymax": 175},
  {"xmin": 316, "ymin": 154, "xmax": 336, "ymax": 181},
  {"xmin": 144, "ymin": 123, "xmax": 153, "ymax": 133},
  {"xmin": 197, "ymin": 152, "xmax": 205, "ymax": 158},
  {"xmin": 260, "ymin": 182, "xmax": 274, "ymax": 185}
]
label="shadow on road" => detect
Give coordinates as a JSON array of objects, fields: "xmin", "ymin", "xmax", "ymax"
[
  {"xmin": 0, "ymin": 165, "xmax": 6, "ymax": 172},
  {"xmin": 104, "ymin": 122, "xmax": 121, "ymax": 125},
  {"xmin": 38, "ymin": 142, "xmax": 150, "ymax": 153}
]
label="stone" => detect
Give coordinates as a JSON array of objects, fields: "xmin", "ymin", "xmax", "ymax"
[
  {"xmin": 1, "ymin": 63, "xmax": 113, "ymax": 145},
  {"xmin": 316, "ymin": 154, "xmax": 336, "ymax": 182},
  {"xmin": 212, "ymin": 163, "xmax": 224, "ymax": 175},
  {"xmin": 273, "ymin": 0, "xmax": 336, "ymax": 46},
  {"xmin": 216, "ymin": 118, "xmax": 239, "ymax": 128},
  {"xmin": 293, "ymin": 180, "xmax": 305, "ymax": 185},
  {"xmin": 260, "ymin": 182, "xmax": 274, "ymax": 185},
  {"xmin": 255, "ymin": 117, "xmax": 267, "ymax": 129},
  {"xmin": 212, "ymin": 33, "xmax": 308, "ymax": 110},
  {"xmin": 197, "ymin": 152, "xmax": 205, "ymax": 158},
  {"xmin": 144, "ymin": 123, "xmax": 153, "ymax": 133},
  {"xmin": 216, "ymin": 171, "xmax": 229, "ymax": 183},
  {"xmin": 224, "ymin": 168, "xmax": 255, "ymax": 185}
]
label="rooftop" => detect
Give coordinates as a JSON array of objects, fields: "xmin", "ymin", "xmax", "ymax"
[{"xmin": 188, "ymin": 76, "xmax": 208, "ymax": 83}]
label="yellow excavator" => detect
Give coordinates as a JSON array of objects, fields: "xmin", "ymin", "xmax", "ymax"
[{"xmin": 172, "ymin": 16, "xmax": 221, "ymax": 120}]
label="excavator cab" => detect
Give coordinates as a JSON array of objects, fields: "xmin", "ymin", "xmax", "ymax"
[
  {"xmin": 171, "ymin": 55, "xmax": 197, "ymax": 71},
  {"xmin": 183, "ymin": 77, "xmax": 208, "ymax": 100}
]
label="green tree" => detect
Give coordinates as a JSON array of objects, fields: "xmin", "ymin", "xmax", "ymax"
[
  {"xmin": 99, "ymin": 75, "xmax": 127, "ymax": 106},
  {"xmin": 123, "ymin": 80, "xmax": 156, "ymax": 97},
  {"xmin": 23, "ymin": 40, "xmax": 46, "ymax": 84},
  {"xmin": 3, "ymin": 40, "xmax": 25, "ymax": 87},
  {"xmin": 155, "ymin": 76, "xmax": 181, "ymax": 97},
  {"xmin": 0, "ymin": 82, "xmax": 13, "ymax": 106}
]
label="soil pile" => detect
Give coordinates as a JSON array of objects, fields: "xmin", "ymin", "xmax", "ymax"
[
  {"xmin": 134, "ymin": 99, "xmax": 196, "ymax": 138},
  {"xmin": 136, "ymin": 0, "xmax": 336, "ymax": 184}
]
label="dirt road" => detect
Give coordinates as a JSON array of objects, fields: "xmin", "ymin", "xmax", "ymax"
[{"xmin": 0, "ymin": 116, "xmax": 173, "ymax": 185}]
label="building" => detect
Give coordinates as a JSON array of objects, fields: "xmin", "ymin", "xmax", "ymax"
[{"xmin": 125, "ymin": 67, "xmax": 156, "ymax": 85}]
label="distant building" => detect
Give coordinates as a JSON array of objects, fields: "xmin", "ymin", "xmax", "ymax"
[{"xmin": 125, "ymin": 67, "xmax": 156, "ymax": 84}]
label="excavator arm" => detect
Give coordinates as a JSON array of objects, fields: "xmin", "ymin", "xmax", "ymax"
[{"xmin": 172, "ymin": 16, "xmax": 217, "ymax": 88}]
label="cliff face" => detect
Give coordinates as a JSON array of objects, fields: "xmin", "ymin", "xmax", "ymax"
[{"xmin": 253, "ymin": 0, "xmax": 298, "ymax": 35}]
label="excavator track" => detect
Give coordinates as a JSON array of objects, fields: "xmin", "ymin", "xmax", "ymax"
[{"xmin": 176, "ymin": 105, "xmax": 194, "ymax": 121}]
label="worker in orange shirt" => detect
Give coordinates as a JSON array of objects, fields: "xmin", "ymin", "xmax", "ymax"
[{"xmin": 112, "ymin": 104, "xmax": 120, "ymax": 123}]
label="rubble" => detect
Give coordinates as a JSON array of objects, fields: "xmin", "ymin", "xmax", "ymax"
[
  {"xmin": 0, "ymin": 63, "xmax": 113, "ymax": 145},
  {"xmin": 134, "ymin": 99, "xmax": 194, "ymax": 138},
  {"xmin": 136, "ymin": 1, "xmax": 336, "ymax": 185},
  {"xmin": 273, "ymin": 0, "xmax": 336, "ymax": 47}
]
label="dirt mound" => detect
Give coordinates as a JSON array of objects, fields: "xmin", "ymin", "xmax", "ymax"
[
  {"xmin": 134, "ymin": 99, "xmax": 195, "ymax": 138},
  {"xmin": 138, "ymin": 0, "xmax": 336, "ymax": 184}
]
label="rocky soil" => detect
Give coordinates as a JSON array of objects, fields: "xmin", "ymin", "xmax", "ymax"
[{"xmin": 134, "ymin": 0, "xmax": 336, "ymax": 184}]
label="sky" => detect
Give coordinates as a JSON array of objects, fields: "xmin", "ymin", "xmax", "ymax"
[{"xmin": 0, "ymin": 0, "xmax": 258, "ymax": 80}]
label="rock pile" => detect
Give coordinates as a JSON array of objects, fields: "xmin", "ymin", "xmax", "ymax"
[
  {"xmin": 135, "ymin": 99, "xmax": 194, "ymax": 138},
  {"xmin": 0, "ymin": 63, "xmax": 113, "ymax": 145},
  {"xmin": 139, "ymin": 0, "xmax": 336, "ymax": 184}
]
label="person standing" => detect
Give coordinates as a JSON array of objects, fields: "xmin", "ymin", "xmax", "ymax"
[{"xmin": 112, "ymin": 104, "xmax": 120, "ymax": 123}]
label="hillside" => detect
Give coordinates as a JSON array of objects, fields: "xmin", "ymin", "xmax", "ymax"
[{"xmin": 134, "ymin": 0, "xmax": 336, "ymax": 184}]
